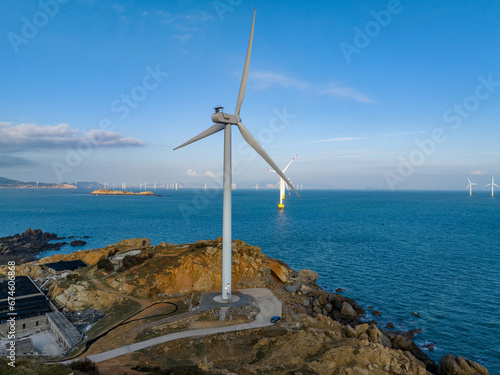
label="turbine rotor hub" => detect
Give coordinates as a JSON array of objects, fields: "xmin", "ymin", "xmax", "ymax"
[{"xmin": 211, "ymin": 111, "xmax": 240, "ymax": 124}]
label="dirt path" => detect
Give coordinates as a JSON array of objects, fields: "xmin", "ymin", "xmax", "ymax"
[{"xmin": 62, "ymin": 288, "xmax": 281, "ymax": 364}]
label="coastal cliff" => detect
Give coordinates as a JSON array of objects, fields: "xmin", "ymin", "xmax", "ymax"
[
  {"xmin": 2, "ymin": 239, "xmax": 489, "ymax": 375},
  {"xmin": 90, "ymin": 188, "xmax": 159, "ymax": 196}
]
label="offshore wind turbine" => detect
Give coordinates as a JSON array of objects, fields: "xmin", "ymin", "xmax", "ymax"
[
  {"xmin": 485, "ymin": 176, "xmax": 499, "ymax": 197},
  {"xmin": 174, "ymin": 10, "xmax": 299, "ymax": 302},
  {"xmin": 264, "ymin": 154, "xmax": 297, "ymax": 210},
  {"xmin": 465, "ymin": 177, "xmax": 479, "ymax": 196}
]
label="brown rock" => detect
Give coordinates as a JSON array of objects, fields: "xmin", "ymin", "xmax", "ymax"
[
  {"xmin": 340, "ymin": 302, "xmax": 357, "ymax": 319},
  {"xmin": 372, "ymin": 309, "xmax": 382, "ymax": 316},
  {"xmin": 297, "ymin": 269, "xmax": 319, "ymax": 284},
  {"xmin": 116, "ymin": 238, "xmax": 151, "ymax": 247},
  {"xmin": 267, "ymin": 260, "xmax": 289, "ymax": 283}
]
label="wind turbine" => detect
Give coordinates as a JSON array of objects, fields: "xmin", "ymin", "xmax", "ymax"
[
  {"xmin": 485, "ymin": 176, "xmax": 499, "ymax": 197},
  {"xmin": 264, "ymin": 154, "xmax": 297, "ymax": 210},
  {"xmin": 465, "ymin": 177, "xmax": 478, "ymax": 196},
  {"xmin": 174, "ymin": 10, "xmax": 299, "ymax": 302}
]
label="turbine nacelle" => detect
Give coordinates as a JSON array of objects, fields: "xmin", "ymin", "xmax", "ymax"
[{"xmin": 211, "ymin": 108, "xmax": 240, "ymax": 125}]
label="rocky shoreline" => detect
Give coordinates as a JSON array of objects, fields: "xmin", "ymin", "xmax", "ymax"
[
  {"xmin": 2, "ymin": 238, "xmax": 490, "ymax": 375},
  {"xmin": 90, "ymin": 188, "xmax": 161, "ymax": 196},
  {"xmin": 0, "ymin": 228, "xmax": 87, "ymax": 263}
]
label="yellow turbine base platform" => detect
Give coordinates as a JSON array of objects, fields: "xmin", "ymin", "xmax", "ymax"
[{"xmin": 278, "ymin": 204, "xmax": 284, "ymax": 210}]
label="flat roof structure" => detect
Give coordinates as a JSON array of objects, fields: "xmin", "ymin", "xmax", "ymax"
[
  {"xmin": 0, "ymin": 275, "xmax": 39, "ymax": 300},
  {"xmin": 47, "ymin": 312, "xmax": 80, "ymax": 349},
  {"xmin": 0, "ymin": 276, "xmax": 52, "ymax": 323},
  {"xmin": 44, "ymin": 260, "xmax": 87, "ymax": 272}
]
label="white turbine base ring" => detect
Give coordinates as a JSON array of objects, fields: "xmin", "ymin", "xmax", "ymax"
[{"xmin": 213, "ymin": 295, "xmax": 241, "ymax": 304}]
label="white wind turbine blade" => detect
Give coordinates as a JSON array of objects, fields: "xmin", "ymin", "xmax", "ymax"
[
  {"xmin": 282, "ymin": 154, "xmax": 298, "ymax": 173},
  {"xmin": 493, "ymin": 183, "xmax": 500, "ymax": 188},
  {"xmin": 467, "ymin": 177, "xmax": 472, "ymax": 184},
  {"xmin": 237, "ymin": 121, "xmax": 300, "ymax": 198},
  {"xmin": 173, "ymin": 123, "xmax": 225, "ymax": 150},
  {"xmin": 235, "ymin": 9, "xmax": 256, "ymax": 117},
  {"xmin": 263, "ymin": 168, "xmax": 277, "ymax": 174},
  {"xmin": 485, "ymin": 183, "xmax": 491, "ymax": 187}
]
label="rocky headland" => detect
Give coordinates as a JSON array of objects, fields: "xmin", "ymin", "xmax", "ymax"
[
  {"xmin": 0, "ymin": 176, "xmax": 77, "ymax": 189},
  {"xmin": 0, "ymin": 228, "xmax": 66, "ymax": 263},
  {"xmin": 0, "ymin": 228, "xmax": 88, "ymax": 263},
  {"xmin": 2, "ymin": 238, "xmax": 490, "ymax": 375}
]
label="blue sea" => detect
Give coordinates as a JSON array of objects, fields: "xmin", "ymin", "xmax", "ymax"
[{"xmin": 1, "ymin": 188, "xmax": 499, "ymax": 372}]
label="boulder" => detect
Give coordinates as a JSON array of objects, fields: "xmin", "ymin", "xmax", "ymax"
[
  {"xmin": 324, "ymin": 302, "xmax": 333, "ymax": 313},
  {"xmin": 340, "ymin": 302, "xmax": 357, "ymax": 319},
  {"xmin": 284, "ymin": 285, "xmax": 296, "ymax": 293},
  {"xmin": 372, "ymin": 309, "xmax": 382, "ymax": 316},
  {"xmin": 116, "ymin": 238, "xmax": 151, "ymax": 247},
  {"xmin": 355, "ymin": 323, "xmax": 369, "ymax": 336},
  {"xmin": 267, "ymin": 260, "xmax": 289, "ymax": 283},
  {"xmin": 70, "ymin": 240, "xmax": 86, "ymax": 246},
  {"xmin": 297, "ymin": 269, "xmax": 318, "ymax": 284},
  {"xmin": 55, "ymin": 293, "xmax": 68, "ymax": 306},
  {"xmin": 391, "ymin": 334, "xmax": 437, "ymax": 373},
  {"xmin": 353, "ymin": 304, "xmax": 366, "ymax": 316},
  {"xmin": 438, "ymin": 354, "xmax": 489, "ymax": 375}
]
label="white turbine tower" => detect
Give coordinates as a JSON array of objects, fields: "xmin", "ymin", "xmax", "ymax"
[
  {"xmin": 174, "ymin": 10, "xmax": 299, "ymax": 302},
  {"xmin": 264, "ymin": 154, "xmax": 297, "ymax": 210},
  {"xmin": 465, "ymin": 177, "xmax": 479, "ymax": 196},
  {"xmin": 485, "ymin": 176, "xmax": 499, "ymax": 197}
]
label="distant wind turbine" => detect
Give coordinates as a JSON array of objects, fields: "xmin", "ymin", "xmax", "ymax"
[
  {"xmin": 174, "ymin": 10, "xmax": 299, "ymax": 302},
  {"xmin": 465, "ymin": 177, "xmax": 479, "ymax": 196},
  {"xmin": 485, "ymin": 176, "xmax": 499, "ymax": 197},
  {"xmin": 264, "ymin": 154, "xmax": 297, "ymax": 210}
]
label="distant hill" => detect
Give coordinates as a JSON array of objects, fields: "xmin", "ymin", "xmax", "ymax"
[{"xmin": 0, "ymin": 176, "xmax": 77, "ymax": 189}]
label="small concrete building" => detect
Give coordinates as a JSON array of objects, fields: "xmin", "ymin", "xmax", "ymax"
[
  {"xmin": 0, "ymin": 276, "xmax": 52, "ymax": 337},
  {"xmin": 110, "ymin": 249, "xmax": 142, "ymax": 269},
  {"xmin": 44, "ymin": 260, "xmax": 87, "ymax": 275}
]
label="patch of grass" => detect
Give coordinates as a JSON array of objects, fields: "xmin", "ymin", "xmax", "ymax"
[
  {"xmin": 0, "ymin": 358, "xmax": 70, "ymax": 375},
  {"xmin": 87, "ymin": 299, "xmax": 142, "ymax": 339}
]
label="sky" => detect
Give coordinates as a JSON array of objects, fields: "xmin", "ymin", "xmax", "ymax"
[{"xmin": 0, "ymin": 0, "xmax": 499, "ymax": 190}]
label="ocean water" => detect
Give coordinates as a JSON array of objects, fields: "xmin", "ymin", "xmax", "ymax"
[{"xmin": 0, "ymin": 188, "xmax": 499, "ymax": 372}]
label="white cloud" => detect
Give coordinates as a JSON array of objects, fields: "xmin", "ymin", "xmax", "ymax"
[
  {"xmin": 251, "ymin": 72, "xmax": 311, "ymax": 90},
  {"xmin": 251, "ymin": 71, "xmax": 372, "ymax": 103},
  {"xmin": 320, "ymin": 83, "xmax": 372, "ymax": 103},
  {"xmin": 0, "ymin": 123, "xmax": 145, "ymax": 152},
  {"xmin": 471, "ymin": 170, "xmax": 489, "ymax": 175},
  {"xmin": 185, "ymin": 169, "xmax": 221, "ymax": 178}
]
